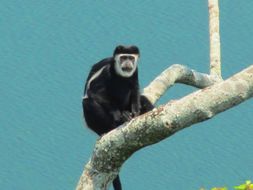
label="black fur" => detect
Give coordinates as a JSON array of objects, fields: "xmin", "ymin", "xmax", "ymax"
[{"xmin": 82, "ymin": 45, "xmax": 153, "ymax": 190}]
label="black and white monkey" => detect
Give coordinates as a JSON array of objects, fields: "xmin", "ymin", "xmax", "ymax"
[{"xmin": 82, "ymin": 45, "xmax": 154, "ymax": 190}]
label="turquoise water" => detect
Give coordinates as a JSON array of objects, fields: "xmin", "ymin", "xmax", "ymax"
[{"xmin": 1, "ymin": 1, "xmax": 252, "ymax": 189}]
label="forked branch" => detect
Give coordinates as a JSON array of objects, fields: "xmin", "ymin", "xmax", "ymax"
[
  {"xmin": 76, "ymin": 65, "xmax": 253, "ymax": 190},
  {"xmin": 76, "ymin": 1, "xmax": 253, "ymax": 189}
]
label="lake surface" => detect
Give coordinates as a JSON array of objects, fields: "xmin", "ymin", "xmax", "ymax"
[{"xmin": 0, "ymin": 1, "xmax": 252, "ymax": 189}]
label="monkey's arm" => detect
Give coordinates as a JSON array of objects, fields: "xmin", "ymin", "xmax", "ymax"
[{"xmin": 130, "ymin": 83, "xmax": 141, "ymax": 117}]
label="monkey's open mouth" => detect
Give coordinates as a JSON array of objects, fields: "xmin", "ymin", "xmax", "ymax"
[
  {"xmin": 121, "ymin": 61, "xmax": 134, "ymax": 72},
  {"xmin": 122, "ymin": 67, "xmax": 133, "ymax": 72}
]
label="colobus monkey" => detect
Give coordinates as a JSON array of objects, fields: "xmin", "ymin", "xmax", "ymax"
[{"xmin": 82, "ymin": 45, "xmax": 154, "ymax": 190}]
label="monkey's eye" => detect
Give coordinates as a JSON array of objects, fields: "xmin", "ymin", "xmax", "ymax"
[
  {"xmin": 120, "ymin": 55, "xmax": 135, "ymax": 62},
  {"xmin": 128, "ymin": 56, "xmax": 135, "ymax": 61},
  {"xmin": 120, "ymin": 56, "xmax": 128, "ymax": 61}
]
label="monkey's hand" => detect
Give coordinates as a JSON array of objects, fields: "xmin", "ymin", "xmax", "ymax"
[
  {"xmin": 110, "ymin": 110, "xmax": 122, "ymax": 125},
  {"xmin": 131, "ymin": 102, "xmax": 140, "ymax": 118},
  {"xmin": 121, "ymin": 111, "xmax": 133, "ymax": 122},
  {"xmin": 131, "ymin": 111, "xmax": 140, "ymax": 118}
]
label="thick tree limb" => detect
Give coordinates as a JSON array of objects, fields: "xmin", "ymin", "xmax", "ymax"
[{"xmin": 76, "ymin": 65, "xmax": 253, "ymax": 190}]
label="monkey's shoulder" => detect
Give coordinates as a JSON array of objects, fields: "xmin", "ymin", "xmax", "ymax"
[
  {"xmin": 91, "ymin": 57, "xmax": 113, "ymax": 73},
  {"xmin": 86, "ymin": 57, "xmax": 112, "ymax": 83}
]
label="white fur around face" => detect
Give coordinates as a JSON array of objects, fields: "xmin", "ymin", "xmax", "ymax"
[{"xmin": 114, "ymin": 54, "xmax": 139, "ymax": 77}]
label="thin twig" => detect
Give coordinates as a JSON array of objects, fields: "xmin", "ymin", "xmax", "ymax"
[{"xmin": 209, "ymin": 0, "xmax": 222, "ymax": 79}]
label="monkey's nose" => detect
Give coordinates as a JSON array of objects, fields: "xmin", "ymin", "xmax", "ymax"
[
  {"xmin": 122, "ymin": 62, "xmax": 133, "ymax": 71},
  {"xmin": 122, "ymin": 61, "xmax": 133, "ymax": 67}
]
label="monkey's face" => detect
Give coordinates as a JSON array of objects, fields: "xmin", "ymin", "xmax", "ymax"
[{"xmin": 114, "ymin": 54, "xmax": 139, "ymax": 77}]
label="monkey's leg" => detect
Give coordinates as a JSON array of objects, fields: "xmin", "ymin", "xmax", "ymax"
[
  {"xmin": 82, "ymin": 98, "xmax": 115, "ymax": 135},
  {"xmin": 83, "ymin": 99, "xmax": 123, "ymax": 189},
  {"xmin": 140, "ymin": 95, "xmax": 154, "ymax": 114}
]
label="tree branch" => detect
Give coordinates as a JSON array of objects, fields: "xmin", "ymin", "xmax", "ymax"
[
  {"xmin": 76, "ymin": 65, "xmax": 253, "ymax": 190},
  {"xmin": 209, "ymin": 0, "xmax": 222, "ymax": 78},
  {"xmin": 142, "ymin": 64, "xmax": 221, "ymax": 104},
  {"xmin": 76, "ymin": 1, "xmax": 252, "ymax": 189}
]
